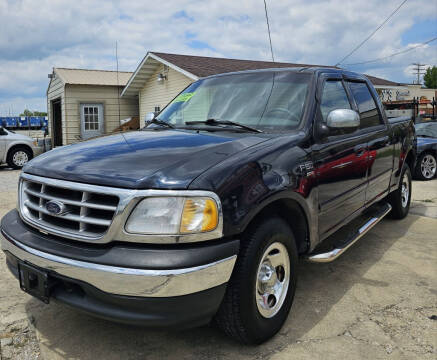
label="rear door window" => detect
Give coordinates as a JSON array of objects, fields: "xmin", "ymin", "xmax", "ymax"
[{"xmin": 348, "ymin": 82, "xmax": 383, "ymax": 129}]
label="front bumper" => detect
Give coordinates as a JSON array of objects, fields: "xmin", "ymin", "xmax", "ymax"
[
  {"xmin": 5, "ymin": 252, "xmax": 228, "ymax": 328},
  {"xmin": 31, "ymin": 145, "xmax": 44, "ymax": 157},
  {"xmin": 2, "ymin": 234, "xmax": 236, "ymax": 297},
  {"xmin": 1, "ymin": 210, "xmax": 239, "ymax": 326}
]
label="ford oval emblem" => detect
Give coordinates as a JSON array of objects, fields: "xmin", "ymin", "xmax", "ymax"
[{"xmin": 45, "ymin": 200, "xmax": 66, "ymax": 215}]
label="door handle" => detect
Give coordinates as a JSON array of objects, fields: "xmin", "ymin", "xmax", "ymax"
[
  {"xmin": 355, "ymin": 149, "xmax": 366, "ymax": 157},
  {"xmin": 354, "ymin": 145, "xmax": 367, "ymax": 157}
]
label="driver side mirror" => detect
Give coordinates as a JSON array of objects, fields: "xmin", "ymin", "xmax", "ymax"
[
  {"xmin": 327, "ymin": 109, "xmax": 360, "ymax": 129},
  {"xmin": 0, "ymin": 126, "xmax": 6, "ymax": 135}
]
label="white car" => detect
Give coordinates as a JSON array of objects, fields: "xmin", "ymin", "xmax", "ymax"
[{"xmin": 0, "ymin": 126, "xmax": 45, "ymax": 169}]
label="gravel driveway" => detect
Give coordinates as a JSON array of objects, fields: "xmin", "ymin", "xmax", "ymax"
[{"xmin": 0, "ymin": 166, "xmax": 436, "ymax": 360}]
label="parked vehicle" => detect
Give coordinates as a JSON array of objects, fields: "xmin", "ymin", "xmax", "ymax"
[
  {"xmin": 1, "ymin": 68, "xmax": 416, "ymax": 344},
  {"xmin": 0, "ymin": 127, "xmax": 45, "ymax": 169},
  {"xmin": 414, "ymin": 121, "xmax": 437, "ymax": 180}
]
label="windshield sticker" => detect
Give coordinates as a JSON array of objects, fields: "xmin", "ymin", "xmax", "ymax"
[{"xmin": 173, "ymin": 92, "xmax": 195, "ymax": 103}]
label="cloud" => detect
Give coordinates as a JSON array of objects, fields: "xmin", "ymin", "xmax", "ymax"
[{"xmin": 0, "ymin": 0, "xmax": 436, "ymax": 114}]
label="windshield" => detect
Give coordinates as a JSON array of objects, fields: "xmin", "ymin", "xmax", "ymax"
[
  {"xmin": 157, "ymin": 71, "xmax": 312, "ymax": 131},
  {"xmin": 415, "ymin": 122, "xmax": 437, "ymax": 138}
]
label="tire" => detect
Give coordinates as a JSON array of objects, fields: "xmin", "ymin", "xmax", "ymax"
[
  {"xmin": 214, "ymin": 216, "xmax": 298, "ymax": 344},
  {"xmin": 388, "ymin": 163, "xmax": 412, "ymax": 219},
  {"xmin": 7, "ymin": 147, "xmax": 32, "ymax": 169},
  {"xmin": 414, "ymin": 152, "xmax": 436, "ymax": 181}
]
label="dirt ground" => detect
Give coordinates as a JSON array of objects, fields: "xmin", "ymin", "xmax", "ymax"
[{"xmin": 0, "ymin": 166, "xmax": 436, "ymax": 360}]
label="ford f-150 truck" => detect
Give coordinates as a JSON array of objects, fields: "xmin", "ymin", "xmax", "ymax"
[{"xmin": 1, "ymin": 68, "xmax": 416, "ymax": 344}]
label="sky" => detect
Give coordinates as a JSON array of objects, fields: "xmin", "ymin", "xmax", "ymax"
[{"xmin": 0, "ymin": 0, "xmax": 436, "ymax": 115}]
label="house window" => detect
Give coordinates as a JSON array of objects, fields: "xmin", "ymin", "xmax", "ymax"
[{"xmin": 83, "ymin": 106, "xmax": 100, "ymax": 130}]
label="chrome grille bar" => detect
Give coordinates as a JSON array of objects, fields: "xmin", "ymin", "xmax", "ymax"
[
  {"xmin": 24, "ymin": 201, "xmax": 112, "ymax": 226},
  {"xmin": 20, "ymin": 175, "xmax": 119, "ymax": 241},
  {"xmin": 23, "ymin": 187, "xmax": 117, "ymax": 211}
]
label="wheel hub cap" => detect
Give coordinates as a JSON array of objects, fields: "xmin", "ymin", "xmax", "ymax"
[
  {"xmin": 256, "ymin": 242, "xmax": 290, "ymax": 318},
  {"xmin": 401, "ymin": 172, "xmax": 409, "ymax": 208},
  {"xmin": 13, "ymin": 151, "xmax": 28, "ymax": 166},
  {"xmin": 421, "ymin": 155, "xmax": 436, "ymax": 179}
]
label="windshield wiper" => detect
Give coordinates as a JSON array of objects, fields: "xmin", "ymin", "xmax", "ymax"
[
  {"xmin": 144, "ymin": 118, "xmax": 174, "ymax": 129},
  {"xmin": 185, "ymin": 118, "xmax": 262, "ymax": 133}
]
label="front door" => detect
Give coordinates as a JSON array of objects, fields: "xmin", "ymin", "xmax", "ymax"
[
  {"xmin": 80, "ymin": 104, "xmax": 103, "ymax": 140},
  {"xmin": 313, "ymin": 77, "xmax": 369, "ymax": 238}
]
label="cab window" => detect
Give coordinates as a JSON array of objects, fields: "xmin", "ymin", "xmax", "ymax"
[{"xmin": 347, "ymin": 82, "xmax": 383, "ymax": 129}]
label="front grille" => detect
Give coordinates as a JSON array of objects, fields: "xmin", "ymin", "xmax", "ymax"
[{"xmin": 20, "ymin": 178, "xmax": 119, "ymax": 239}]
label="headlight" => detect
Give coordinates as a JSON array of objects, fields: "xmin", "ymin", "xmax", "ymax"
[{"xmin": 125, "ymin": 196, "xmax": 219, "ymax": 235}]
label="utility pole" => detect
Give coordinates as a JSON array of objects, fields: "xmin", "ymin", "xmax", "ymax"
[{"xmin": 411, "ymin": 63, "xmax": 426, "ymax": 84}]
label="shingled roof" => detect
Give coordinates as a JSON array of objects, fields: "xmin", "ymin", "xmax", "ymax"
[
  {"xmin": 122, "ymin": 52, "xmax": 401, "ymax": 97},
  {"xmin": 363, "ymin": 74, "xmax": 404, "ymax": 87},
  {"xmin": 150, "ymin": 52, "xmax": 335, "ymax": 78}
]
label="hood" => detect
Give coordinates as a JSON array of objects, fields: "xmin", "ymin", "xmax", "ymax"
[
  {"xmin": 24, "ymin": 129, "xmax": 269, "ymax": 189},
  {"xmin": 6, "ymin": 130, "xmax": 33, "ymax": 141}
]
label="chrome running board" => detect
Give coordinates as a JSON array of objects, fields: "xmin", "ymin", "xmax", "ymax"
[{"xmin": 307, "ymin": 203, "xmax": 392, "ymax": 263}]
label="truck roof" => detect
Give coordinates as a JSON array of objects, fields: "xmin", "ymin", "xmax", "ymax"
[{"xmin": 201, "ymin": 67, "xmax": 368, "ymax": 82}]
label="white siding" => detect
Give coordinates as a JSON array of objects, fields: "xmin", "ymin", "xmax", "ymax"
[
  {"xmin": 46, "ymin": 74, "xmax": 65, "ymax": 144},
  {"xmin": 139, "ymin": 65, "xmax": 193, "ymax": 122},
  {"xmin": 64, "ymin": 85, "xmax": 139, "ymax": 144}
]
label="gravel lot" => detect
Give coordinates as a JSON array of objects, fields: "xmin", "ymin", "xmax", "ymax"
[{"xmin": 0, "ymin": 165, "xmax": 436, "ymax": 360}]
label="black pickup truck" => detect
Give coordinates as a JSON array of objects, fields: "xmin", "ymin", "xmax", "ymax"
[{"xmin": 1, "ymin": 68, "xmax": 416, "ymax": 344}]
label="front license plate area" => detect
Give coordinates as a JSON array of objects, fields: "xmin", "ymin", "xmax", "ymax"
[{"xmin": 18, "ymin": 261, "xmax": 51, "ymax": 304}]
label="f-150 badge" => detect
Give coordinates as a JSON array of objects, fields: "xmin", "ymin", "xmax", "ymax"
[{"xmin": 297, "ymin": 161, "xmax": 314, "ymax": 177}]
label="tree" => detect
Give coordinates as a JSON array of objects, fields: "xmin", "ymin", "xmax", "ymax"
[
  {"xmin": 423, "ymin": 66, "xmax": 437, "ymax": 89},
  {"xmin": 19, "ymin": 109, "xmax": 33, "ymax": 116},
  {"xmin": 19, "ymin": 109, "xmax": 47, "ymax": 116}
]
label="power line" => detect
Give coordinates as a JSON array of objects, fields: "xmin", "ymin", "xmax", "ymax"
[
  {"xmin": 335, "ymin": 0, "xmax": 409, "ymax": 66},
  {"xmin": 343, "ymin": 37, "xmax": 437, "ymax": 66},
  {"xmin": 263, "ymin": 0, "xmax": 275, "ymax": 62}
]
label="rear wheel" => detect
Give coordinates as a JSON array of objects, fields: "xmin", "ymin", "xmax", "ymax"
[
  {"xmin": 7, "ymin": 147, "xmax": 32, "ymax": 169},
  {"xmin": 388, "ymin": 164, "xmax": 412, "ymax": 219},
  {"xmin": 415, "ymin": 152, "xmax": 436, "ymax": 180},
  {"xmin": 215, "ymin": 216, "xmax": 298, "ymax": 344}
]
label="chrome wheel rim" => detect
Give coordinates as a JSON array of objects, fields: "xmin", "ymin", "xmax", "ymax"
[
  {"xmin": 401, "ymin": 172, "xmax": 409, "ymax": 208},
  {"xmin": 13, "ymin": 151, "xmax": 29, "ymax": 167},
  {"xmin": 255, "ymin": 242, "xmax": 290, "ymax": 318},
  {"xmin": 421, "ymin": 155, "xmax": 436, "ymax": 179}
]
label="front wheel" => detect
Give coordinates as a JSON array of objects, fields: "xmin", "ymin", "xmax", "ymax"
[
  {"xmin": 7, "ymin": 147, "xmax": 32, "ymax": 169},
  {"xmin": 214, "ymin": 216, "xmax": 298, "ymax": 344},
  {"xmin": 388, "ymin": 164, "xmax": 412, "ymax": 219}
]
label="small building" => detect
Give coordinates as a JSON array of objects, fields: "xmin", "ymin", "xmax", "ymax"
[
  {"xmin": 121, "ymin": 52, "xmax": 414, "ymax": 123},
  {"xmin": 47, "ymin": 68, "xmax": 139, "ymax": 146},
  {"xmin": 372, "ymin": 80, "xmax": 437, "ymax": 103}
]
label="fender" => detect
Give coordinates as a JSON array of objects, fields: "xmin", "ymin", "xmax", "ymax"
[
  {"xmin": 5, "ymin": 142, "xmax": 34, "ymax": 162},
  {"xmin": 237, "ymin": 188, "xmax": 319, "ymax": 253},
  {"xmin": 188, "ymin": 135, "xmax": 320, "ymax": 252}
]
